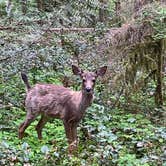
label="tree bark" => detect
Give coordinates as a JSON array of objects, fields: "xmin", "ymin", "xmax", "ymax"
[
  {"xmin": 36, "ymin": 0, "xmax": 45, "ymax": 11},
  {"xmin": 21, "ymin": 0, "xmax": 27, "ymax": 15},
  {"xmin": 134, "ymin": 0, "xmax": 154, "ymax": 18},
  {"xmin": 155, "ymin": 41, "xmax": 163, "ymax": 106},
  {"xmin": 99, "ymin": 0, "xmax": 109, "ymax": 22},
  {"xmin": 6, "ymin": 0, "xmax": 12, "ymax": 17},
  {"xmin": 115, "ymin": 0, "xmax": 121, "ymax": 27},
  {"xmin": 134, "ymin": 0, "xmax": 143, "ymax": 14}
]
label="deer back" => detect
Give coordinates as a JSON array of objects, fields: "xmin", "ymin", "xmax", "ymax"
[{"xmin": 25, "ymin": 83, "xmax": 89, "ymax": 122}]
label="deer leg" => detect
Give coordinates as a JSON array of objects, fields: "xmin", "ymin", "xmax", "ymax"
[
  {"xmin": 63, "ymin": 121, "xmax": 73, "ymax": 144},
  {"xmin": 64, "ymin": 121, "xmax": 78, "ymax": 154},
  {"xmin": 71, "ymin": 123, "xmax": 78, "ymax": 146},
  {"xmin": 69, "ymin": 125, "xmax": 78, "ymax": 154},
  {"xmin": 36, "ymin": 115, "xmax": 48, "ymax": 140},
  {"xmin": 18, "ymin": 111, "xmax": 37, "ymax": 139}
]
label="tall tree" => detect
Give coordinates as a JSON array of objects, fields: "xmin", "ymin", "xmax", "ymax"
[
  {"xmin": 115, "ymin": 0, "xmax": 121, "ymax": 26},
  {"xmin": 21, "ymin": 0, "xmax": 27, "ymax": 14},
  {"xmin": 99, "ymin": 0, "xmax": 109, "ymax": 22},
  {"xmin": 36, "ymin": 0, "xmax": 46, "ymax": 11}
]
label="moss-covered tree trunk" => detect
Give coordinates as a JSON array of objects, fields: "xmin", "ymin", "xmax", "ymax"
[
  {"xmin": 99, "ymin": 0, "xmax": 109, "ymax": 22},
  {"xmin": 36, "ymin": 0, "xmax": 46, "ymax": 11},
  {"xmin": 21, "ymin": 0, "xmax": 27, "ymax": 15},
  {"xmin": 115, "ymin": 0, "xmax": 121, "ymax": 27},
  {"xmin": 155, "ymin": 40, "xmax": 163, "ymax": 106}
]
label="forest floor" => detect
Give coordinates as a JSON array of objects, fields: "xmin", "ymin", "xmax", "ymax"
[{"xmin": 0, "ymin": 101, "xmax": 166, "ymax": 165}]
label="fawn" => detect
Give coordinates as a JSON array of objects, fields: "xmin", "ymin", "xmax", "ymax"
[{"xmin": 19, "ymin": 65, "xmax": 107, "ymax": 153}]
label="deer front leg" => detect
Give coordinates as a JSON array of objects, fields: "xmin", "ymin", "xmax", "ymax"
[
  {"xmin": 70, "ymin": 123, "xmax": 78, "ymax": 150},
  {"xmin": 63, "ymin": 121, "xmax": 78, "ymax": 154},
  {"xmin": 68, "ymin": 123, "xmax": 78, "ymax": 154}
]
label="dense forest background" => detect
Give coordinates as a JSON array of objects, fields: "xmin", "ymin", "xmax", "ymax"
[{"xmin": 0, "ymin": 0, "xmax": 166, "ymax": 165}]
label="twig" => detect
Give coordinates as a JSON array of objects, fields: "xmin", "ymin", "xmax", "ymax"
[
  {"xmin": 0, "ymin": 57, "xmax": 11, "ymax": 62},
  {"xmin": 0, "ymin": 105, "xmax": 13, "ymax": 109},
  {"xmin": 43, "ymin": 28, "xmax": 95, "ymax": 33}
]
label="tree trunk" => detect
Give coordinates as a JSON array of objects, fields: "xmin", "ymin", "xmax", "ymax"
[
  {"xmin": 134, "ymin": 0, "xmax": 143, "ymax": 14},
  {"xmin": 36, "ymin": 0, "xmax": 45, "ymax": 11},
  {"xmin": 6, "ymin": 0, "xmax": 12, "ymax": 17},
  {"xmin": 155, "ymin": 41, "xmax": 163, "ymax": 106},
  {"xmin": 134, "ymin": 0, "xmax": 154, "ymax": 18},
  {"xmin": 115, "ymin": 0, "xmax": 121, "ymax": 27},
  {"xmin": 36, "ymin": 0, "xmax": 55, "ymax": 12},
  {"xmin": 21, "ymin": 0, "xmax": 27, "ymax": 15},
  {"xmin": 99, "ymin": 0, "xmax": 108, "ymax": 22}
]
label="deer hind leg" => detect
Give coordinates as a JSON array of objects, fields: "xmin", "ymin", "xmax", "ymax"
[
  {"xmin": 18, "ymin": 110, "xmax": 37, "ymax": 139},
  {"xmin": 36, "ymin": 115, "xmax": 48, "ymax": 140}
]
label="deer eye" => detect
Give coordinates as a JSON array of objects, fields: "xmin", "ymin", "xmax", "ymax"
[
  {"xmin": 83, "ymin": 78, "xmax": 86, "ymax": 82},
  {"xmin": 92, "ymin": 79, "xmax": 95, "ymax": 82}
]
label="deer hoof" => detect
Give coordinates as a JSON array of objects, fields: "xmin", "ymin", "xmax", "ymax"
[
  {"xmin": 68, "ymin": 140, "xmax": 78, "ymax": 154},
  {"xmin": 38, "ymin": 135, "xmax": 43, "ymax": 140},
  {"xmin": 18, "ymin": 132, "xmax": 24, "ymax": 139}
]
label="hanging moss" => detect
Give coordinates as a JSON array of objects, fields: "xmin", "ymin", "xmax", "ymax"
[{"xmin": 96, "ymin": 2, "xmax": 166, "ymax": 106}]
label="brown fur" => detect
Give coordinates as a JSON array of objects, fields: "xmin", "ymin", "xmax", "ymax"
[{"xmin": 19, "ymin": 65, "xmax": 107, "ymax": 154}]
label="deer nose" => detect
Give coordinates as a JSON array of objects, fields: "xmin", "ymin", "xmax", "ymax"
[{"xmin": 85, "ymin": 87, "xmax": 92, "ymax": 92}]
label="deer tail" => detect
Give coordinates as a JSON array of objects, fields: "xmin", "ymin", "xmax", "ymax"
[{"xmin": 21, "ymin": 72, "xmax": 31, "ymax": 91}]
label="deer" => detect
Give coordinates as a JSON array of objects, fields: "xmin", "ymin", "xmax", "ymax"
[{"xmin": 19, "ymin": 65, "xmax": 107, "ymax": 154}]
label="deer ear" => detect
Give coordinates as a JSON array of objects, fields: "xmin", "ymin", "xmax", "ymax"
[
  {"xmin": 96, "ymin": 66, "xmax": 107, "ymax": 77},
  {"xmin": 72, "ymin": 65, "xmax": 83, "ymax": 76}
]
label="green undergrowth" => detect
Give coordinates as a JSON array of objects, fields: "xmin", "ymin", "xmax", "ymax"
[
  {"xmin": 0, "ymin": 70, "xmax": 166, "ymax": 165},
  {"xmin": 0, "ymin": 1, "xmax": 165, "ymax": 165},
  {"xmin": 0, "ymin": 66, "xmax": 165, "ymax": 166},
  {"xmin": 0, "ymin": 104, "xmax": 165, "ymax": 165}
]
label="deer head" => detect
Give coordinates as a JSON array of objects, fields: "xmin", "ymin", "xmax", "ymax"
[{"xmin": 72, "ymin": 65, "xmax": 107, "ymax": 94}]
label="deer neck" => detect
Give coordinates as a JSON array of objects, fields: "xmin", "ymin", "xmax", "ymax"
[{"xmin": 79, "ymin": 90, "xmax": 93, "ymax": 113}]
